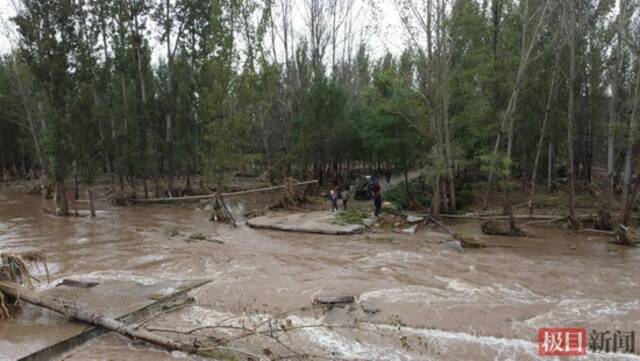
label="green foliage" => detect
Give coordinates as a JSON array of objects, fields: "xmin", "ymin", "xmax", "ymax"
[
  {"xmin": 2, "ymin": 0, "xmax": 637, "ymax": 224},
  {"xmin": 358, "ymin": 56, "xmax": 423, "ymax": 171},
  {"xmin": 332, "ymin": 209, "xmax": 369, "ymax": 226}
]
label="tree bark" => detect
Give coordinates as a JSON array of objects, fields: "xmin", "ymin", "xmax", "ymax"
[
  {"xmin": 483, "ymin": 0, "xmax": 553, "ymax": 209},
  {"xmin": 620, "ymin": 59, "xmax": 640, "ymax": 225},
  {"xmin": 0, "ymin": 282, "xmax": 195, "ymax": 353},
  {"xmin": 547, "ymin": 140, "xmax": 554, "ymax": 191},
  {"xmin": 567, "ymin": 0, "xmax": 577, "ymax": 221},
  {"xmin": 530, "ymin": 48, "xmax": 561, "ymax": 201},
  {"xmin": 87, "ymin": 188, "xmax": 96, "ymax": 217},
  {"xmin": 54, "ymin": 181, "xmax": 69, "ymax": 216}
]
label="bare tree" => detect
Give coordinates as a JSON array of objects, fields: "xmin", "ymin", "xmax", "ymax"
[
  {"xmin": 395, "ymin": 0, "xmax": 454, "ymax": 216},
  {"xmin": 618, "ymin": 0, "xmax": 640, "ymax": 227},
  {"xmin": 482, "ymin": 0, "xmax": 555, "ymax": 211},
  {"xmin": 530, "ymin": 36, "xmax": 562, "ymax": 207},
  {"xmin": 565, "ymin": 0, "xmax": 578, "ymax": 226}
]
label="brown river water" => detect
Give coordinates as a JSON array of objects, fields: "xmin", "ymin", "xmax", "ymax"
[{"xmin": 1, "ymin": 190, "xmax": 639, "ymax": 360}]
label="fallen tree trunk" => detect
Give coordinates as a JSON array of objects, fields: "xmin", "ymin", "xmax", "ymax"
[
  {"xmin": 427, "ymin": 216, "xmax": 487, "ymax": 249},
  {"xmin": 0, "ymin": 282, "xmax": 196, "ymax": 353},
  {"xmin": 439, "ymin": 213, "xmax": 592, "ymax": 221},
  {"xmin": 132, "ymin": 180, "xmax": 318, "ymax": 204}
]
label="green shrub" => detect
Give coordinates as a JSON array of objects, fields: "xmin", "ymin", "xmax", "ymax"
[{"xmin": 332, "ymin": 209, "xmax": 369, "ymax": 225}]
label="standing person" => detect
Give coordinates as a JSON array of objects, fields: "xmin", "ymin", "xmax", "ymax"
[
  {"xmin": 340, "ymin": 187, "xmax": 350, "ymax": 211},
  {"xmin": 330, "ymin": 187, "xmax": 339, "ymax": 212},
  {"xmin": 372, "ymin": 179, "xmax": 382, "ymax": 217}
]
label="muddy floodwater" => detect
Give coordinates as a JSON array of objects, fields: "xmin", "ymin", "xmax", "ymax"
[{"xmin": 1, "ymin": 190, "xmax": 640, "ymax": 360}]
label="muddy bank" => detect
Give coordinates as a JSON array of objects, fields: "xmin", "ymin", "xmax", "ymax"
[{"xmin": 1, "ymin": 189, "xmax": 640, "ymax": 360}]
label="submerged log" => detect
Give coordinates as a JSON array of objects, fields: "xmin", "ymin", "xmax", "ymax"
[
  {"xmin": 313, "ymin": 295, "xmax": 356, "ymax": 306},
  {"xmin": 427, "ymin": 216, "xmax": 486, "ymax": 249},
  {"xmin": 0, "ymin": 282, "xmax": 197, "ymax": 353}
]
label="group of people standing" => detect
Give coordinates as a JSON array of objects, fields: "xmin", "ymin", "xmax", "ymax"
[
  {"xmin": 330, "ymin": 187, "xmax": 350, "ymax": 212},
  {"xmin": 330, "ymin": 176, "xmax": 383, "ymax": 217}
]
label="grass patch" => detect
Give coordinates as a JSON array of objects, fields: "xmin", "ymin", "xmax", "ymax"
[{"xmin": 332, "ymin": 209, "xmax": 369, "ymax": 226}]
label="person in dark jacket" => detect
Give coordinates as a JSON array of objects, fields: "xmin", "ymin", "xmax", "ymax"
[
  {"xmin": 371, "ymin": 179, "xmax": 382, "ymax": 216},
  {"xmin": 340, "ymin": 188, "xmax": 350, "ymax": 210}
]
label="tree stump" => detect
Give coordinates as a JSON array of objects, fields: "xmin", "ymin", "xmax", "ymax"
[{"xmin": 567, "ymin": 215, "xmax": 583, "ymax": 231}]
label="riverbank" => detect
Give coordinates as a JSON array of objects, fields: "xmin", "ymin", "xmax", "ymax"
[{"xmin": 1, "ymin": 185, "xmax": 639, "ymax": 360}]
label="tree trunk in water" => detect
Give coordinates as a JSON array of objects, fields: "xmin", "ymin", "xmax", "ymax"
[
  {"xmin": 54, "ymin": 181, "xmax": 69, "ymax": 216},
  {"xmin": 87, "ymin": 188, "xmax": 96, "ymax": 217},
  {"xmin": 0, "ymin": 283, "xmax": 195, "ymax": 353}
]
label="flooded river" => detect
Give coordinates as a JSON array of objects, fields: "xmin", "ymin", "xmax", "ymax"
[{"xmin": 1, "ymin": 190, "xmax": 639, "ymax": 360}]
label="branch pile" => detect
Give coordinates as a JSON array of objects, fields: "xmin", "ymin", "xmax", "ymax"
[
  {"xmin": 0, "ymin": 249, "xmax": 49, "ymax": 319},
  {"xmin": 272, "ymin": 177, "xmax": 308, "ymax": 210}
]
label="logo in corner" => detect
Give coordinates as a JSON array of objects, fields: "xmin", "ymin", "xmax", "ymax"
[{"xmin": 538, "ymin": 328, "xmax": 587, "ymax": 356}]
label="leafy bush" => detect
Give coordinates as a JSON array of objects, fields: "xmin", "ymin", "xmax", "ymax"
[{"xmin": 332, "ymin": 209, "xmax": 369, "ymax": 226}]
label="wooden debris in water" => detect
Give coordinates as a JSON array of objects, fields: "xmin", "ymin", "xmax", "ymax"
[
  {"xmin": 313, "ymin": 295, "xmax": 356, "ymax": 306},
  {"xmin": 481, "ymin": 220, "xmax": 527, "ymax": 237},
  {"xmin": 0, "ymin": 282, "xmax": 197, "ymax": 353},
  {"xmin": 615, "ymin": 225, "xmax": 638, "ymax": 247},
  {"xmin": 209, "ymin": 197, "xmax": 236, "ymax": 227},
  {"xmin": 273, "ymin": 177, "xmax": 308, "ymax": 210},
  {"xmin": 0, "ymin": 249, "xmax": 49, "ymax": 319},
  {"xmin": 185, "ymin": 233, "xmax": 224, "ymax": 244},
  {"xmin": 58, "ymin": 279, "xmax": 99, "ymax": 288}
]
